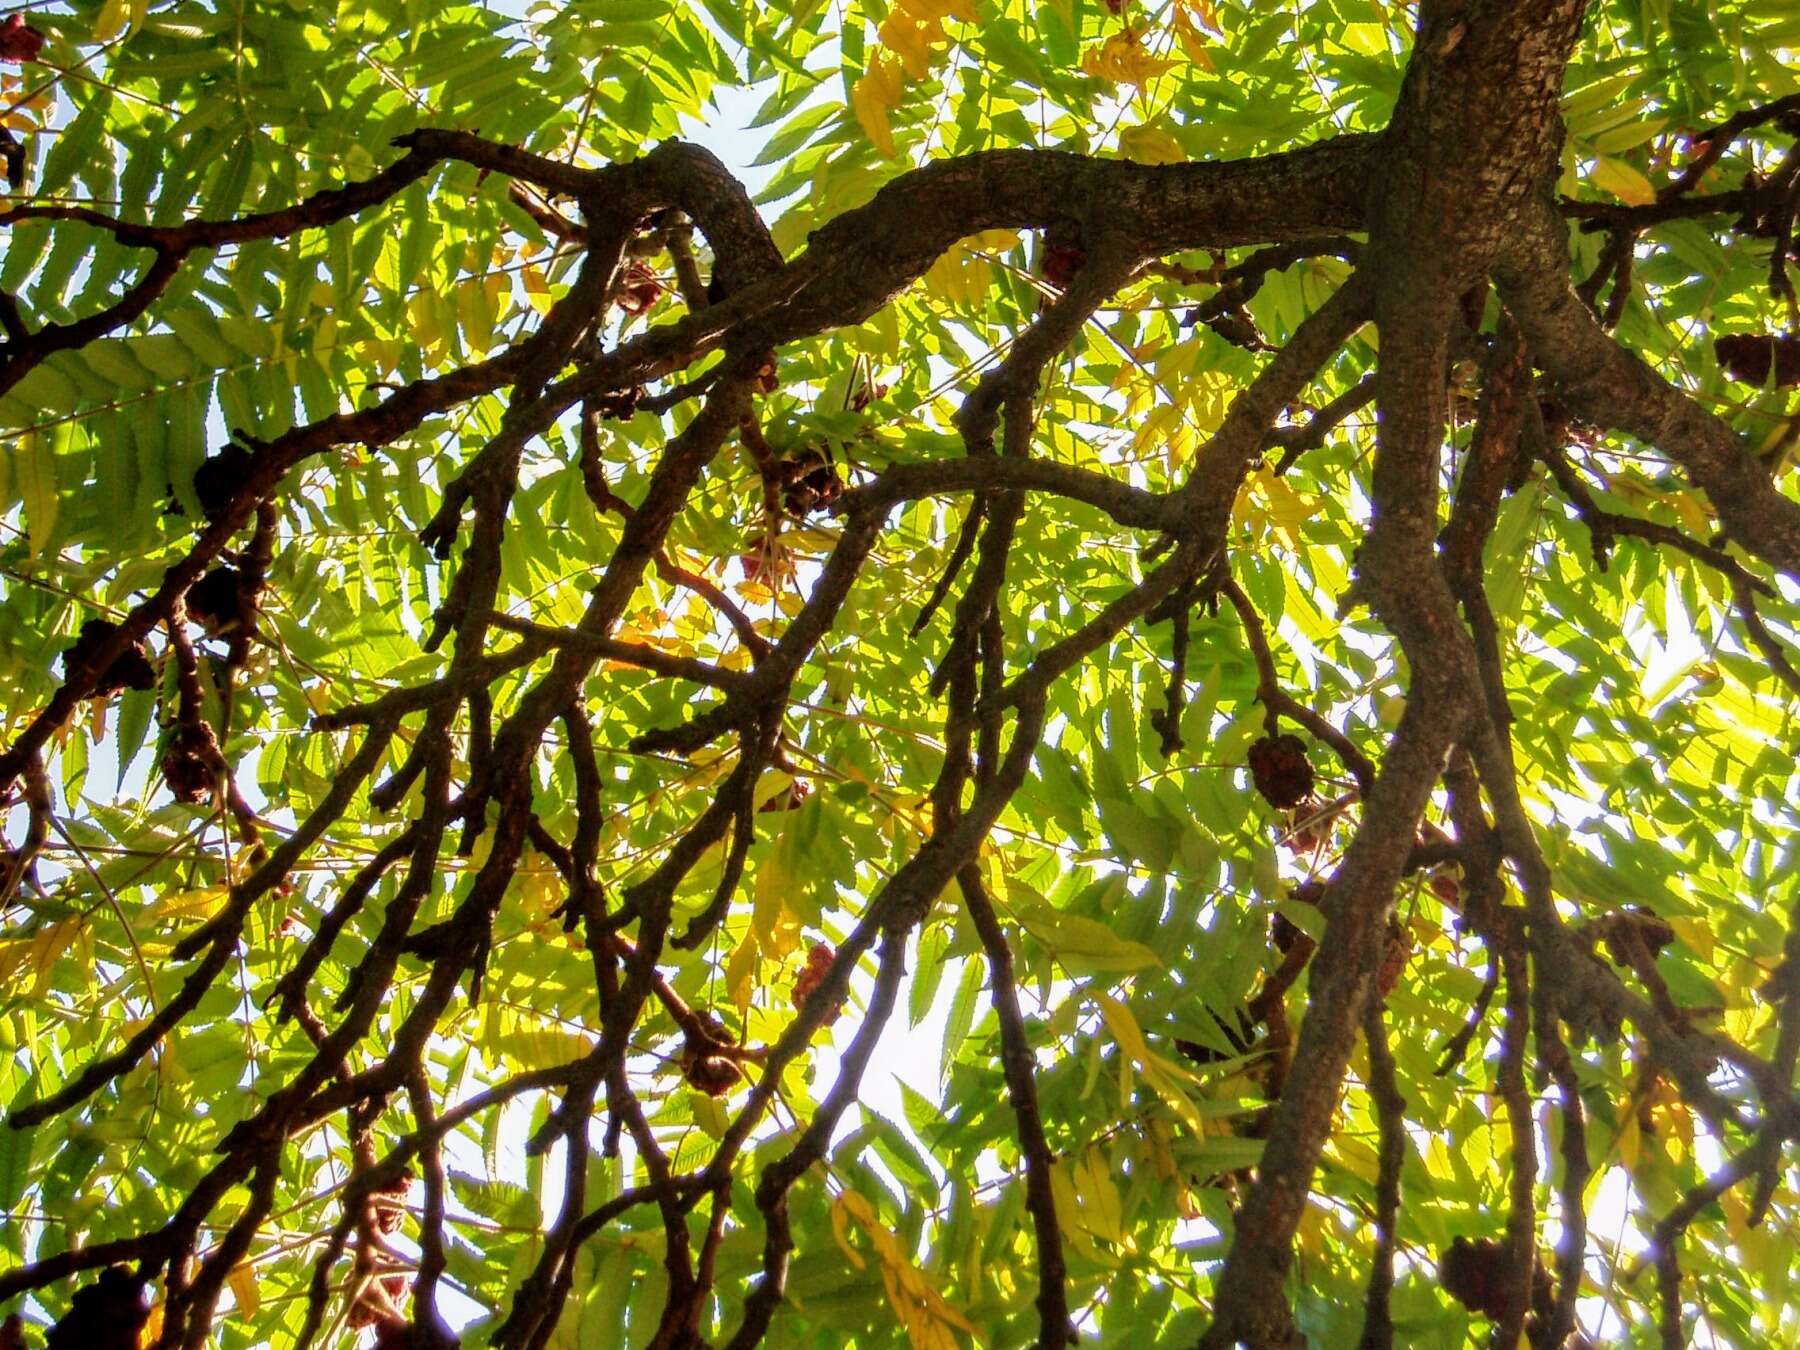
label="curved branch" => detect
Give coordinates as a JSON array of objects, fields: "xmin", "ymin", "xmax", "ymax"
[{"xmin": 1501, "ymin": 196, "xmax": 1800, "ymax": 579}]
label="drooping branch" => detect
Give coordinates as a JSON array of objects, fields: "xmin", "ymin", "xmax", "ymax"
[{"xmin": 959, "ymin": 866, "xmax": 1075, "ymax": 1349}]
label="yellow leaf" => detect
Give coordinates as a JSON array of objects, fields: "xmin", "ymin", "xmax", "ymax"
[
  {"xmin": 1665, "ymin": 916, "xmax": 1713, "ymax": 963},
  {"xmin": 26, "ymin": 918, "xmax": 78, "ymax": 997},
  {"xmin": 1231, "ymin": 478, "xmax": 1270, "ymax": 543},
  {"xmin": 1590, "ymin": 155, "xmax": 1657, "ymax": 207},
  {"xmin": 1049, "ymin": 1161, "xmax": 1108, "ymax": 1264},
  {"xmin": 1147, "ymin": 1118, "xmax": 1179, "ymax": 1181},
  {"xmin": 93, "ymin": 0, "xmax": 131, "ymax": 43},
  {"xmin": 455, "ymin": 275, "xmax": 499, "ymax": 353},
  {"xmin": 1093, "ymin": 991, "xmax": 1207, "ymax": 1134},
  {"xmin": 1329, "ymin": 1135, "xmax": 1381, "ymax": 1184},
  {"xmin": 0, "ymin": 938, "xmax": 31, "ymax": 988},
  {"xmin": 521, "ymin": 264, "xmax": 554, "ymax": 315},
  {"xmin": 1232, "ymin": 466, "xmax": 1310, "ymax": 546},
  {"xmin": 1083, "ymin": 27, "xmax": 1176, "ymax": 89},
  {"xmin": 899, "ymin": 0, "xmax": 975, "ymax": 21},
  {"xmin": 831, "ymin": 1193, "xmax": 869, "ymax": 1270},
  {"xmin": 1618, "ymin": 1109, "xmax": 1640, "ymax": 1171},
  {"xmin": 1119, "ymin": 123, "xmax": 1187, "ymax": 165},
  {"xmin": 852, "ymin": 71, "xmax": 898, "ymax": 159},
  {"xmin": 1667, "ymin": 490, "xmax": 1712, "ymax": 538},
  {"xmin": 226, "ymin": 1262, "xmax": 259, "ymax": 1319},
  {"xmin": 1295, "ymin": 1199, "xmax": 1331, "ymax": 1256},
  {"xmin": 148, "ymin": 886, "xmax": 230, "ymax": 925},
  {"xmin": 922, "ymin": 242, "xmax": 993, "ymax": 306},
  {"xmin": 836, "ymin": 1189, "xmax": 976, "ymax": 1339},
  {"xmin": 1128, "ymin": 404, "xmax": 1180, "ymax": 463},
  {"xmin": 1173, "ymin": 6, "xmax": 1217, "ymax": 70},
  {"xmin": 750, "ymin": 808, "xmax": 804, "ymax": 963},
  {"xmin": 1257, "ymin": 470, "xmax": 1311, "ymax": 545},
  {"xmin": 878, "ymin": 12, "xmax": 944, "ymax": 81},
  {"xmin": 407, "ymin": 291, "xmax": 446, "ymax": 357},
  {"xmin": 1074, "ymin": 1146, "xmax": 1128, "ymax": 1248},
  {"xmin": 499, "ymin": 1027, "xmax": 592, "ymax": 1071},
  {"xmin": 724, "ymin": 931, "xmax": 759, "ymax": 1016}
]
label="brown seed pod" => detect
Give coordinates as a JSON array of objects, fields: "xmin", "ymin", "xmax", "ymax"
[
  {"xmin": 849, "ymin": 380, "xmax": 890, "ymax": 412},
  {"xmin": 0, "ymin": 15, "xmax": 46, "ymax": 63},
  {"xmin": 1270, "ymin": 880, "xmax": 1325, "ymax": 955},
  {"xmin": 616, "ymin": 261, "xmax": 664, "ymax": 315},
  {"xmin": 186, "ymin": 565, "xmax": 247, "ymax": 636},
  {"xmin": 793, "ymin": 942, "xmax": 842, "ymax": 1026},
  {"xmin": 1715, "ymin": 332, "xmax": 1800, "ymax": 387},
  {"xmin": 1437, "ymin": 1237, "xmax": 1555, "ymax": 1326},
  {"xmin": 349, "ymin": 1273, "xmax": 410, "ymax": 1329},
  {"xmin": 1280, "ymin": 798, "xmax": 1331, "ymax": 853},
  {"xmin": 758, "ymin": 779, "xmax": 811, "ymax": 812},
  {"xmin": 780, "ymin": 450, "xmax": 844, "ymax": 516},
  {"xmin": 1247, "ymin": 733, "xmax": 1314, "ymax": 810},
  {"xmin": 1597, "ymin": 905, "xmax": 1676, "ymax": 966},
  {"xmin": 370, "ymin": 1303, "xmax": 460, "ymax": 1350},
  {"xmin": 193, "ymin": 443, "xmax": 255, "ymax": 522},
  {"xmin": 683, "ymin": 1053, "xmax": 743, "ymax": 1097},
  {"xmin": 1203, "ymin": 308, "xmax": 1265, "ymax": 351},
  {"xmin": 1438, "ymin": 1236, "xmax": 1508, "ymax": 1320},
  {"xmin": 1042, "ymin": 243, "xmax": 1087, "ymax": 291},
  {"xmin": 46, "ymin": 1266, "xmax": 150, "ymax": 1350},
  {"xmin": 590, "ymin": 385, "xmax": 643, "ymax": 421},
  {"xmin": 161, "ymin": 723, "xmax": 216, "ymax": 804},
  {"xmin": 62, "ymin": 620, "xmax": 157, "ymax": 698},
  {"xmin": 371, "ymin": 1169, "xmax": 414, "ymax": 1235},
  {"xmin": 1428, "ymin": 867, "xmax": 1462, "ymax": 907}
]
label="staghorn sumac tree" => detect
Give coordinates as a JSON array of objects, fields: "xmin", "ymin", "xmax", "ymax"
[{"xmin": 0, "ymin": 2, "xmax": 1798, "ymax": 1347}]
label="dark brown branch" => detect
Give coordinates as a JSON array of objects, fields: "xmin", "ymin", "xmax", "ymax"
[
  {"xmin": 843, "ymin": 455, "xmax": 1174, "ymax": 534},
  {"xmin": 485, "ymin": 612, "xmax": 750, "ymax": 690},
  {"xmin": 1355, "ymin": 1002, "xmax": 1405, "ymax": 1350},
  {"xmin": 727, "ymin": 925, "xmax": 910, "ymax": 1350},
  {"xmin": 1562, "ymin": 187, "xmax": 1758, "ymax": 229},
  {"xmin": 1270, "ymin": 373, "xmax": 1376, "ymax": 474},
  {"xmin": 1492, "ymin": 935, "xmax": 1538, "ymax": 1349},
  {"xmin": 1222, "ymin": 577, "xmax": 1377, "ymax": 794},
  {"xmin": 1434, "ymin": 950, "xmax": 1499, "ymax": 1074},
  {"xmin": 960, "ymin": 867, "xmax": 1076, "ymax": 1349},
  {"xmin": 1182, "ymin": 235, "xmax": 1361, "ymax": 328},
  {"xmin": 1650, "ymin": 1132, "xmax": 1787, "ymax": 1350},
  {"xmin": 1539, "ymin": 1014, "xmax": 1590, "ymax": 1345},
  {"xmin": 1204, "ymin": 5, "xmax": 1590, "ymax": 1337},
  {"xmin": 1501, "ymin": 196, "xmax": 1800, "ymax": 579}
]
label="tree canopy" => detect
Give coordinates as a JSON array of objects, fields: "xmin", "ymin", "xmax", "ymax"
[{"xmin": 1, "ymin": 0, "xmax": 1799, "ymax": 1346}]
